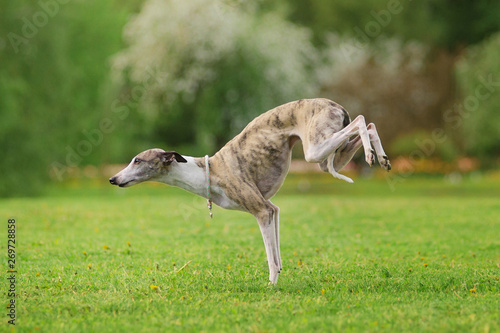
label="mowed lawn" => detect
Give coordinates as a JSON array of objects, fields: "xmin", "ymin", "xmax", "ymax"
[{"xmin": 1, "ymin": 172, "xmax": 499, "ymax": 332}]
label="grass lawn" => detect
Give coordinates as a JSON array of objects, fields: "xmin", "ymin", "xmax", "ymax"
[{"xmin": 1, "ymin": 172, "xmax": 499, "ymax": 332}]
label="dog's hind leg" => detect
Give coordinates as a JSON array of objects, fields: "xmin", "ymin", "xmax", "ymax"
[
  {"xmin": 332, "ymin": 135, "xmax": 363, "ymax": 172},
  {"xmin": 319, "ymin": 135, "xmax": 363, "ymax": 183},
  {"xmin": 305, "ymin": 115, "xmax": 375, "ymax": 184},
  {"xmin": 328, "ymin": 135, "xmax": 363, "ymax": 183},
  {"xmin": 367, "ymin": 123, "xmax": 391, "ymax": 171},
  {"xmin": 321, "ymin": 127, "xmax": 390, "ymax": 181},
  {"xmin": 326, "ymin": 125, "xmax": 390, "ymax": 177},
  {"xmin": 304, "ymin": 115, "xmax": 374, "ymax": 167}
]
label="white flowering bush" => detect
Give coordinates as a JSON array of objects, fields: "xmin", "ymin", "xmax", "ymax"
[{"xmin": 112, "ymin": 0, "xmax": 320, "ymax": 152}]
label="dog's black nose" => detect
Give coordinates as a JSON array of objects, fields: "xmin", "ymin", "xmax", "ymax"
[{"xmin": 109, "ymin": 177, "xmax": 117, "ymax": 185}]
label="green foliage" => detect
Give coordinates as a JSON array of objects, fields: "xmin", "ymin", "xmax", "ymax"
[
  {"xmin": 3, "ymin": 176, "xmax": 499, "ymax": 331},
  {"xmin": 2, "ymin": 0, "xmax": 500, "ymax": 197},
  {"xmin": 277, "ymin": 0, "xmax": 500, "ymax": 163},
  {"xmin": 390, "ymin": 130, "xmax": 459, "ymax": 162},
  {"xmin": 276, "ymin": 0, "xmax": 500, "ymax": 50},
  {"xmin": 456, "ymin": 33, "xmax": 500, "ymax": 164},
  {"xmin": 113, "ymin": 0, "xmax": 319, "ymax": 154},
  {"xmin": 0, "ymin": 0, "xmax": 136, "ymax": 196},
  {"xmin": 423, "ymin": 0, "xmax": 500, "ymax": 51}
]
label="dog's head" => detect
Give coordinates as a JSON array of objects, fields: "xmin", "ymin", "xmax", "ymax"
[{"xmin": 109, "ymin": 148, "xmax": 187, "ymax": 187}]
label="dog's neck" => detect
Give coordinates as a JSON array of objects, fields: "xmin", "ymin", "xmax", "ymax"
[{"xmin": 156, "ymin": 156, "xmax": 208, "ymax": 199}]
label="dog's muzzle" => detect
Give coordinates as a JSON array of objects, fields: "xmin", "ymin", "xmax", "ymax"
[{"xmin": 109, "ymin": 177, "xmax": 135, "ymax": 187}]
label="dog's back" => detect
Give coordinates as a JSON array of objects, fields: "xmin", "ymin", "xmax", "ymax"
[{"xmin": 211, "ymin": 98, "xmax": 350, "ymax": 200}]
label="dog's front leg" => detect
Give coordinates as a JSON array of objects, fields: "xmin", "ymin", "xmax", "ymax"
[
  {"xmin": 255, "ymin": 205, "xmax": 281, "ymax": 285},
  {"xmin": 270, "ymin": 202, "xmax": 282, "ymax": 272}
]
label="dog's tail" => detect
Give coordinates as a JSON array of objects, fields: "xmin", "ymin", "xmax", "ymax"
[{"xmin": 318, "ymin": 107, "xmax": 353, "ymax": 182}]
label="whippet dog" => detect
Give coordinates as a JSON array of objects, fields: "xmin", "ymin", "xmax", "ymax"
[{"xmin": 109, "ymin": 98, "xmax": 391, "ymax": 284}]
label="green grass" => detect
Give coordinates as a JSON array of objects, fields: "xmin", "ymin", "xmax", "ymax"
[{"xmin": 1, "ymin": 173, "xmax": 499, "ymax": 332}]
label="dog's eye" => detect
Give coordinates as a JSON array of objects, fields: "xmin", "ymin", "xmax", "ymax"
[{"xmin": 134, "ymin": 158, "xmax": 142, "ymax": 164}]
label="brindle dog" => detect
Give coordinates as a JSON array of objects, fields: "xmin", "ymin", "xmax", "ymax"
[{"xmin": 110, "ymin": 98, "xmax": 391, "ymax": 284}]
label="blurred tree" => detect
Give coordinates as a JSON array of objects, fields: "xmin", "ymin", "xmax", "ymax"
[
  {"xmin": 112, "ymin": 0, "xmax": 319, "ymax": 155},
  {"xmin": 269, "ymin": 0, "xmax": 500, "ymax": 161},
  {"xmin": 456, "ymin": 33, "xmax": 500, "ymax": 164},
  {"xmin": 279, "ymin": 0, "xmax": 500, "ymax": 51},
  {"xmin": 0, "ymin": 0, "xmax": 140, "ymax": 196}
]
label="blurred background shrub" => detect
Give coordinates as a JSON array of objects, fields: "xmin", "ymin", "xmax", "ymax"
[
  {"xmin": 111, "ymin": 0, "xmax": 319, "ymax": 155},
  {"xmin": 1, "ymin": 0, "xmax": 499, "ymax": 196},
  {"xmin": 456, "ymin": 33, "xmax": 500, "ymax": 166}
]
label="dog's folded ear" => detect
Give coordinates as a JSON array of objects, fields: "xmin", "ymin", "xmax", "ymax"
[{"xmin": 162, "ymin": 151, "xmax": 188, "ymax": 164}]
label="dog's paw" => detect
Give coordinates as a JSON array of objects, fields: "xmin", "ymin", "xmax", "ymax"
[
  {"xmin": 366, "ymin": 149, "xmax": 375, "ymax": 167},
  {"xmin": 379, "ymin": 155, "xmax": 391, "ymax": 171}
]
